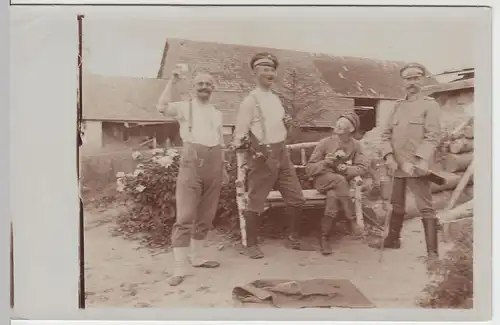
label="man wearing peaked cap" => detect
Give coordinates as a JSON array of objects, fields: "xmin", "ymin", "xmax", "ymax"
[
  {"xmin": 306, "ymin": 111, "xmax": 369, "ymax": 255},
  {"xmin": 249, "ymin": 52, "xmax": 279, "ymax": 70},
  {"xmin": 400, "ymin": 62, "xmax": 427, "ymax": 78},
  {"xmin": 369, "ymin": 61, "xmax": 442, "ymax": 271},
  {"xmin": 231, "ymin": 51, "xmax": 311, "ymax": 259}
]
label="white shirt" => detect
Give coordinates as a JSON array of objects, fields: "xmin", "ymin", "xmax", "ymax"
[
  {"xmin": 167, "ymin": 100, "xmax": 223, "ymax": 147},
  {"xmin": 233, "ymin": 88, "xmax": 288, "ymax": 144}
]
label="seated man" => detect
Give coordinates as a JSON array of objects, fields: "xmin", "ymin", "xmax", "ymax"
[{"xmin": 306, "ymin": 112, "xmax": 368, "ymax": 255}]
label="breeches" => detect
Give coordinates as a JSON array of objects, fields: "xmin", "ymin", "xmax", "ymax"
[
  {"xmin": 246, "ymin": 142, "xmax": 305, "ymax": 214},
  {"xmin": 391, "ymin": 177, "xmax": 436, "ymax": 219}
]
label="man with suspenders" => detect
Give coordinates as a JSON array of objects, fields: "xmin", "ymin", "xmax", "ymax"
[
  {"xmin": 157, "ymin": 65, "xmax": 229, "ymax": 286},
  {"xmin": 231, "ymin": 52, "xmax": 309, "ymax": 259}
]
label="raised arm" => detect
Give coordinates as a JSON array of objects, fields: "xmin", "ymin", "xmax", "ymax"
[{"xmin": 156, "ymin": 67, "xmax": 184, "ymax": 119}]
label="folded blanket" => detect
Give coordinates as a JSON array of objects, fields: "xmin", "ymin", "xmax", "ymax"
[{"xmin": 232, "ymin": 278, "xmax": 375, "ymax": 308}]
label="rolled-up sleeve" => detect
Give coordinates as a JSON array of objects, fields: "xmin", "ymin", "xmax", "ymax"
[{"xmin": 232, "ymin": 96, "xmax": 255, "ymax": 146}]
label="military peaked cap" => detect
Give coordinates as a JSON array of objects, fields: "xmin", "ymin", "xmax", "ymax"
[
  {"xmin": 400, "ymin": 62, "xmax": 427, "ymax": 78},
  {"xmin": 250, "ymin": 52, "xmax": 279, "ymax": 70}
]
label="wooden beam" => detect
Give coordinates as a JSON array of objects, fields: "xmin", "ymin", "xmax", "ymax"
[{"xmin": 446, "ymin": 162, "xmax": 474, "ymax": 211}]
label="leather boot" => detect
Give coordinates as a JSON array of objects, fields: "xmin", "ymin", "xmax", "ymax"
[
  {"xmin": 285, "ymin": 206, "xmax": 315, "ymax": 251},
  {"xmin": 168, "ymin": 247, "xmax": 190, "ymax": 286},
  {"xmin": 237, "ymin": 211, "xmax": 264, "ymax": 259},
  {"xmin": 368, "ymin": 212, "xmax": 404, "ymax": 249},
  {"xmin": 340, "ymin": 197, "xmax": 362, "ymax": 237},
  {"xmin": 319, "ymin": 215, "xmax": 334, "ymax": 255},
  {"xmin": 422, "ymin": 218, "xmax": 439, "ymax": 271}
]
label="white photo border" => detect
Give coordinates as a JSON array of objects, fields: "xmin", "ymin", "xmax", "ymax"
[{"xmin": 6, "ymin": 1, "xmax": 495, "ymax": 323}]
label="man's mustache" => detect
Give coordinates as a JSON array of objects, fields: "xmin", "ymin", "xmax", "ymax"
[{"xmin": 197, "ymin": 88, "xmax": 211, "ymax": 93}]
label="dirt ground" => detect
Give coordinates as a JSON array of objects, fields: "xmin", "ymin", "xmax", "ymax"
[{"xmin": 84, "ymin": 206, "xmax": 452, "ymax": 309}]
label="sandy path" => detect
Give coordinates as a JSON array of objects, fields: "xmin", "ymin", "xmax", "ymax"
[{"xmin": 84, "ymin": 208, "xmax": 449, "ymax": 308}]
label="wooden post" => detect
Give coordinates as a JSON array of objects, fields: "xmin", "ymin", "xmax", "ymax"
[
  {"xmin": 300, "ymin": 148, "xmax": 307, "ymax": 166},
  {"xmin": 353, "ymin": 176, "xmax": 364, "ymax": 230},
  {"xmin": 235, "ymin": 150, "xmax": 248, "ymax": 247}
]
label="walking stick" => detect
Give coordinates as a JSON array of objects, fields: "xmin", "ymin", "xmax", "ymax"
[{"xmin": 379, "ymin": 171, "xmax": 395, "ymax": 263}]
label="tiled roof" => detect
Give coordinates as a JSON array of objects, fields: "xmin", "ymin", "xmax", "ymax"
[{"xmin": 157, "ymin": 38, "xmax": 431, "ymax": 99}]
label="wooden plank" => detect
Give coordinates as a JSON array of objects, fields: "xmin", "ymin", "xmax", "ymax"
[
  {"xmin": 286, "ymin": 142, "xmax": 320, "ymax": 150},
  {"xmin": 438, "ymin": 200, "xmax": 473, "ymax": 223},
  {"xmin": 267, "ymin": 189, "xmax": 326, "ymax": 202},
  {"xmin": 446, "ymin": 162, "xmax": 474, "ymax": 210}
]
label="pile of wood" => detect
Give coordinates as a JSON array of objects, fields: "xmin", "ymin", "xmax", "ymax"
[{"xmin": 405, "ymin": 118, "xmax": 474, "ymax": 238}]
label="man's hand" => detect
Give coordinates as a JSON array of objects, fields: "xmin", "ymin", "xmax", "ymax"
[
  {"xmin": 325, "ymin": 153, "xmax": 337, "ymax": 167},
  {"xmin": 172, "ymin": 63, "xmax": 188, "ymax": 79},
  {"xmin": 385, "ymin": 154, "xmax": 398, "ymax": 174}
]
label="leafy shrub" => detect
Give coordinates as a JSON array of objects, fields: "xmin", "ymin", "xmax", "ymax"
[
  {"xmin": 419, "ymin": 221, "xmax": 473, "ymax": 308},
  {"xmin": 113, "ymin": 148, "xmax": 240, "ymax": 248}
]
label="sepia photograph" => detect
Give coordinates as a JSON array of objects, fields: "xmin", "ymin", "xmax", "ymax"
[{"xmin": 74, "ymin": 6, "xmax": 485, "ymax": 312}]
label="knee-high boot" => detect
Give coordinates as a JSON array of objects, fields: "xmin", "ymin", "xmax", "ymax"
[
  {"xmin": 319, "ymin": 215, "xmax": 334, "ymax": 255},
  {"xmin": 285, "ymin": 206, "xmax": 315, "ymax": 251},
  {"xmin": 422, "ymin": 218, "xmax": 439, "ymax": 270}
]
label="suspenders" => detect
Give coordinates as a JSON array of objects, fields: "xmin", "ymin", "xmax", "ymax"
[{"xmin": 249, "ymin": 94, "xmax": 268, "ymax": 144}]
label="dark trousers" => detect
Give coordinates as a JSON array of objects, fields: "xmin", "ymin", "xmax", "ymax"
[{"xmin": 246, "ymin": 142, "xmax": 305, "ymax": 214}]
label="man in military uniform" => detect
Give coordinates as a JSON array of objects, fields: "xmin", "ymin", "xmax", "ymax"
[
  {"xmin": 306, "ymin": 112, "xmax": 368, "ymax": 255},
  {"xmin": 157, "ymin": 65, "xmax": 229, "ymax": 286},
  {"xmin": 231, "ymin": 52, "xmax": 309, "ymax": 259},
  {"xmin": 368, "ymin": 63, "xmax": 442, "ymax": 265}
]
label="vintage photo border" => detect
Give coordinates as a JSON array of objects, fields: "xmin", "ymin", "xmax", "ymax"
[{"xmin": 6, "ymin": 1, "xmax": 495, "ymax": 323}]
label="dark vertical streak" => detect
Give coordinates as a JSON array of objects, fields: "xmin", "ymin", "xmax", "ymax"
[
  {"xmin": 77, "ymin": 14, "xmax": 85, "ymax": 309},
  {"xmin": 157, "ymin": 40, "xmax": 169, "ymax": 79}
]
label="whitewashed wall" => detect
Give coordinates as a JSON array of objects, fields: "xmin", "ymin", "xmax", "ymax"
[
  {"xmin": 375, "ymin": 99, "xmax": 398, "ymax": 127},
  {"xmin": 81, "ymin": 120, "xmax": 102, "ymax": 149}
]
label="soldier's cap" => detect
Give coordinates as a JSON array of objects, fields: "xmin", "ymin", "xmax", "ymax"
[
  {"xmin": 400, "ymin": 62, "xmax": 427, "ymax": 79},
  {"xmin": 250, "ymin": 52, "xmax": 279, "ymax": 70},
  {"xmin": 338, "ymin": 111, "xmax": 360, "ymax": 133}
]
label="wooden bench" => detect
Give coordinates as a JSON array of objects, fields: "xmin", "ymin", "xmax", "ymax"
[{"xmin": 234, "ymin": 141, "xmax": 365, "ymax": 246}]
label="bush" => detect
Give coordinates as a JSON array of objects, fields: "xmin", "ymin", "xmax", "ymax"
[
  {"xmin": 113, "ymin": 148, "xmax": 240, "ymax": 248},
  {"xmin": 419, "ymin": 221, "xmax": 473, "ymax": 308}
]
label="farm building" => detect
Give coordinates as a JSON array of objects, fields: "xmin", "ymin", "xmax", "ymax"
[
  {"xmin": 157, "ymin": 38, "xmax": 435, "ymax": 139},
  {"xmin": 82, "ymin": 38, "xmax": 435, "ymax": 151}
]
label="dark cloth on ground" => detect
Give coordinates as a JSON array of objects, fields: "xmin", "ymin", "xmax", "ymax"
[{"xmin": 232, "ymin": 278, "xmax": 375, "ymax": 308}]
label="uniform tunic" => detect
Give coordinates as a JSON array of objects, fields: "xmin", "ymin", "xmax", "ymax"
[
  {"xmin": 379, "ymin": 95, "xmax": 441, "ymax": 218},
  {"xmin": 306, "ymin": 135, "xmax": 368, "ymax": 218},
  {"xmin": 233, "ymin": 88, "xmax": 305, "ymax": 214},
  {"xmin": 167, "ymin": 100, "xmax": 225, "ymax": 247}
]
